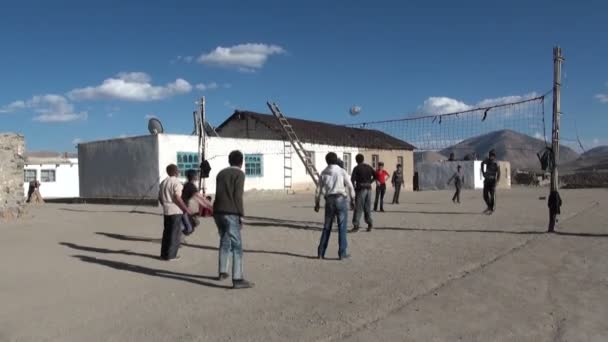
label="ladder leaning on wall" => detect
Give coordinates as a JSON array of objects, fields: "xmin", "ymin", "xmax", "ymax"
[{"xmin": 267, "ymin": 102, "xmax": 319, "ymax": 187}]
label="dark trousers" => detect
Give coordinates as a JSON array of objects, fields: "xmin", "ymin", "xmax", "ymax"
[
  {"xmin": 374, "ymin": 184, "xmax": 386, "ymax": 211},
  {"xmin": 161, "ymin": 214, "xmax": 182, "ymax": 260},
  {"xmin": 318, "ymin": 195, "xmax": 349, "ymax": 258},
  {"xmin": 353, "ymin": 188, "xmax": 373, "ymax": 228},
  {"xmin": 483, "ymin": 180, "xmax": 496, "ymax": 211},
  {"xmin": 391, "ymin": 183, "xmax": 402, "ymax": 204},
  {"xmin": 452, "ymin": 186, "xmax": 461, "ymax": 203}
]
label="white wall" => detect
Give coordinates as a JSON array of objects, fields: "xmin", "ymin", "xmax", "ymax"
[
  {"xmin": 78, "ymin": 135, "xmax": 159, "ymax": 199},
  {"xmin": 417, "ymin": 160, "xmax": 511, "ymax": 190},
  {"xmin": 157, "ymin": 135, "xmax": 370, "ymax": 194},
  {"xmin": 158, "ymin": 134, "xmax": 288, "ymax": 194},
  {"xmin": 23, "ymin": 159, "xmax": 79, "ymax": 198}
]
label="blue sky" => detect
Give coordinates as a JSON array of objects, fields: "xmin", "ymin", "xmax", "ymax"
[{"xmin": 1, "ymin": 0, "xmax": 607, "ymax": 152}]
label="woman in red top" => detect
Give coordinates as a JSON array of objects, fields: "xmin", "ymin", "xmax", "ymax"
[{"xmin": 374, "ymin": 162, "xmax": 390, "ymax": 212}]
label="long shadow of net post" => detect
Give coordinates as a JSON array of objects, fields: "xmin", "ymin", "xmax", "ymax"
[{"xmin": 72, "ymin": 255, "xmax": 231, "ymax": 289}]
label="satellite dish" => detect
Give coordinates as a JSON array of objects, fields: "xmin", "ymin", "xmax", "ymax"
[
  {"xmin": 349, "ymin": 106, "xmax": 362, "ymax": 116},
  {"xmin": 148, "ymin": 118, "xmax": 164, "ymax": 135}
]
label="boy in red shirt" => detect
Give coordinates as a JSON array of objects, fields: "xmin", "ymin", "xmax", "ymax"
[{"xmin": 374, "ymin": 162, "xmax": 390, "ymax": 212}]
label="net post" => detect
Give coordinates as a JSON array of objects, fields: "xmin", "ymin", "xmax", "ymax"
[{"xmin": 548, "ymin": 46, "xmax": 564, "ymax": 233}]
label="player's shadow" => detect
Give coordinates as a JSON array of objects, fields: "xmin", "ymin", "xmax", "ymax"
[
  {"xmin": 375, "ymin": 227, "xmax": 608, "ymax": 237},
  {"xmin": 71, "ymin": 255, "xmax": 230, "ymax": 289},
  {"xmin": 385, "ymin": 210, "xmax": 482, "ymax": 215},
  {"xmin": 95, "ymin": 232, "xmax": 316, "ymax": 259},
  {"xmin": 59, "ymin": 242, "xmax": 160, "ymax": 260},
  {"xmin": 59, "ymin": 208, "xmax": 161, "ymax": 216}
]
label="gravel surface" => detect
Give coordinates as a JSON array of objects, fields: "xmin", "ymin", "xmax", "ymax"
[{"xmin": 0, "ymin": 188, "xmax": 606, "ymax": 341}]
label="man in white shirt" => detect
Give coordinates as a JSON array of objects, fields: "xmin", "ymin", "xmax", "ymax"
[
  {"xmin": 158, "ymin": 164, "xmax": 193, "ymax": 261},
  {"xmin": 315, "ymin": 152, "xmax": 356, "ymax": 260}
]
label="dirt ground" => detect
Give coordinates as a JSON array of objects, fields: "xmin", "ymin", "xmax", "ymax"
[{"xmin": 1, "ymin": 188, "xmax": 607, "ymax": 342}]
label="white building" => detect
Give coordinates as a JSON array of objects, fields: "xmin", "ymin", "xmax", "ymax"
[
  {"xmin": 415, "ymin": 160, "xmax": 511, "ymax": 191},
  {"xmin": 23, "ymin": 156, "xmax": 79, "ymax": 199},
  {"xmin": 78, "ymin": 111, "xmax": 416, "ymax": 200}
]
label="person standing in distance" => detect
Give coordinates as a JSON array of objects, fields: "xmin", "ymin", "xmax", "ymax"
[
  {"xmin": 481, "ymin": 150, "xmax": 501, "ymax": 214},
  {"xmin": 448, "ymin": 165, "xmax": 464, "ymax": 204},
  {"xmin": 391, "ymin": 164, "xmax": 404, "ymax": 205},
  {"xmin": 158, "ymin": 164, "xmax": 193, "ymax": 261},
  {"xmin": 315, "ymin": 152, "xmax": 356, "ymax": 260},
  {"xmin": 213, "ymin": 150, "xmax": 253, "ymax": 289},
  {"xmin": 350, "ymin": 154, "xmax": 376, "ymax": 232},
  {"xmin": 374, "ymin": 162, "xmax": 390, "ymax": 212}
]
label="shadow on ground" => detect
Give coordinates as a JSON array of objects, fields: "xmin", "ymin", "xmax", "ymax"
[
  {"xmin": 60, "ymin": 242, "xmax": 159, "ymax": 260},
  {"xmin": 94, "ymin": 232, "xmax": 316, "ymax": 259},
  {"xmin": 71, "ymin": 254, "xmax": 231, "ymax": 289},
  {"xmin": 59, "ymin": 208, "xmax": 161, "ymax": 216}
]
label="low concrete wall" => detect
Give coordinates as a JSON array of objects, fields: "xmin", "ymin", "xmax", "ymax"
[
  {"xmin": 416, "ymin": 160, "xmax": 511, "ymax": 191},
  {"xmin": 0, "ymin": 133, "xmax": 26, "ymax": 219}
]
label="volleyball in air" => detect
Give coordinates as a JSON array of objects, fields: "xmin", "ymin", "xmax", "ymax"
[{"xmin": 349, "ymin": 106, "xmax": 362, "ymax": 116}]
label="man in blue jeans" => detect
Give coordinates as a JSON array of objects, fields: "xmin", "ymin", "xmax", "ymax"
[
  {"xmin": 213, "ymin": 150, "xmax": 253, "ymax": 289},
  {"xmin": 315, "ymin": 152, "xmax": 356, "ymax": 260}
]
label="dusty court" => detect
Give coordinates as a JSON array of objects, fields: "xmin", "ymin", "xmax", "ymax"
[{"xmin": 1, "ymin": 188, "xmax": 607, "ymax": 342}]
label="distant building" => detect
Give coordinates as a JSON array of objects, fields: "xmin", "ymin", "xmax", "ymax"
[
  {"xmin": 23, "ymin": 152, "xmax": 79, "ymax": 199},
  {"xmin": 78, "ymin": 110, "xmax": 416, "ymax": 200}
]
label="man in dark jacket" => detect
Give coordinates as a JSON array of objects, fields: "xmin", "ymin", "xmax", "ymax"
[
  {"xmin": 481, "ymin": 150, "xmax": 501, "ymax": 214},
  {"xmin": 213, "ymin": 150, "xmax": 253, "ymax": 289},
  {"xmin": 391, "ymin": 164, "xmax": 404, "ymax": 204},
  {"xmin": 350, "ymin": 154, "xmax": 376, "ymax": 232}
]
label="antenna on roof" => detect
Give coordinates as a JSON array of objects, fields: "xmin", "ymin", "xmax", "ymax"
[{"xmin": 148, "ymin": 118, "xmax": 164, "ymax": 135}]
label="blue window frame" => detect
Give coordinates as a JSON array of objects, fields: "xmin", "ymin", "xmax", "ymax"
[
  {"xmin": 245, "ymin": 154, "xmax": 263, "ymax": 177},
  {"xmin": 176, "ymin": 152, "xmax": 199, "ymax": 177}
]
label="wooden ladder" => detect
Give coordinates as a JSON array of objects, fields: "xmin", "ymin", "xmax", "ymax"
[{"xmin": 267, "ymin": 102, "xmax": 319, "ymax": 186}]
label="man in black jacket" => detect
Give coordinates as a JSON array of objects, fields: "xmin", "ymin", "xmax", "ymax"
[
  {"xmin": 350, "ymin": 154, "xmax": 376, "ymax": 232},
  {"xmin": 481, "ymin": 150, "xmax": 501, "ymax": 214}
]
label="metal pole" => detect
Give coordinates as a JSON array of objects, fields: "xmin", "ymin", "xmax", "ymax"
[
  {"xmin": 198, "ymin": 96, "xmax": 206, "ymax": 194},
  {"xmin": 548, "ymin": 46, "xmax": 564, "ymax": 232}
]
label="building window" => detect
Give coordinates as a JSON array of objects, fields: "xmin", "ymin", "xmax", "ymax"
[
  {"xmin": 372, "ymin": 154, "xmax": 380, "ymax": 169},
  {"xmin": 24, "ymin": 169, "xmax": 37, "ymax": 182},
  {"xmin": 397, "ymin": 156, "xmax": 404, "ymax": 167},
  {"xmin": 245, "ymin": 154, "xmax": 263, "ymax": 177},
  {"xmin": 41, "ymin": 169, "xmax": 56, "ymax": 182},
  {"xmin": 304, "ymin": 150, "xmax": 315, "ymax": 175},
  {"xmin": 176, "ymin": 152, "xmax": 199, "ymax": 177},
  {"xmin": 343, "ymin": 153, "xmax": 352, "ymax": 174}
]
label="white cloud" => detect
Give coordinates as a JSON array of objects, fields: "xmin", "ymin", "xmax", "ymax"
[
  {"xmin": 144, "ymin": 114, "xmax": 157, "ymax": 119},
  {"xmin": 0, "ymin": 100, "xmax": 26, "ymax": 113},
  {"xmin": 476, "ymin": 93, "xmax": 538, "ymax": 107},
  {"xmin": 172, "ymin": 55, "xmax": 194, "ymax": 64},
  {"xmin": 595, "ymin": 94, "xmax": 608, "ymax": 103},
  {"xmin": 72, "ymin": 138, "xmax": 83, "ymax": 145},
  {"xmin": 197, "ymin": 43, "xmax": 285, "ymax": 71},
  {"xmin": 1, "ymin": 94, "xmax": 87, "ymax": 122},
  {"xmin": 534, "ymin": 132, "xmax": 544, "ymax": 140},
  {"xmin": 68, "ymin": 72, "xmax": 192, "ymax": 101},
  {"xmin": 195, "ymin": 82, "xmax": 219, "ymax": 91},
  {"xmin": 417, "ymin": 93, "xmax": 538, "ymax": 115},
  {"xmin": 418, "ymin": 97, "xmax": 472, "ymax": 115}
]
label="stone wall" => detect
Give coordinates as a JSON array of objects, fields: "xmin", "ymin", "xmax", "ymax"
[{"xmin": 0, "ymin": 133, "xmax": 25, "ymax": 220}]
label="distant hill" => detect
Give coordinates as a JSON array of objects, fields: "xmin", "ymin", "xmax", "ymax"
[
  {"xmin": 439, "ymin": 130, "xmax": 579, "ymax": 170},
  {"xmin": 562, "ymin": 145, "xmax": 608, "ymax": 173}
]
